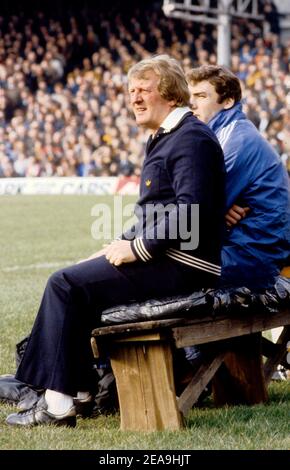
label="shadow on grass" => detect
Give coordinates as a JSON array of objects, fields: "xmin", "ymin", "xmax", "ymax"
[{"xmin": 185, "ymin": 380, "xmax": 290, "ymax": 430}]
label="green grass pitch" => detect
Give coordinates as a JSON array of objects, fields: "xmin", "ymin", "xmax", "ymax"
[{"xmin": 0, "ymin": 195, "xmax": 289, "ymax": 450}]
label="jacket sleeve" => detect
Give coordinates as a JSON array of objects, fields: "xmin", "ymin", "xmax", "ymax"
[
  {"xmin": 223, "ymin": 142, "xmax": 251, "ymax": 209},
  {"xmin": 131, "ymin": 131, "xmax": 224, "ymax": 261},
  {"xmin": 117, "ymin": 225, "xmax": 136, "ymax": 241},
  {"xmin": 222, "ymin": 128, "xmax": 259, "ymax": 209}
]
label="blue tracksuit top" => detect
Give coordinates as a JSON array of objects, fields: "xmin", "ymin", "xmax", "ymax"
[
  {"xmin": 208, "ymin": 102, "xmax": 290, "ymax": 289},
  {"xmin": 122, "ymin": 107, "xmax": 226, "ymax": 279}
]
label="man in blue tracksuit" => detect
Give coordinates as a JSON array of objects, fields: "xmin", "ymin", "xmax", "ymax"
[
  {"xmin": 187, "ymin": 65, "xmax": 290, "ymax": 291},
  {"xmin": 6, "ymin": 56, "xmax": 225, "ymax": 427}
]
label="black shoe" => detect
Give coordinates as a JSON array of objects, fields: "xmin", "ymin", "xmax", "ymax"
[
  {"xmin": 6, "ymin": 396, "xmax": 76, "ymax": 427},
  {"xmin": 73, "ymin": 395, "xmax": 94, "ymax": 418}
]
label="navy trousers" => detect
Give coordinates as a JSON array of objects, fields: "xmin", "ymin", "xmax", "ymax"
[{"xmin": 16, "ymin": 255, "xmax": 215, "ymax": 395}]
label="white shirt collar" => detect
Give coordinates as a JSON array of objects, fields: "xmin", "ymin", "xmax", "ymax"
[{"xmin": 160, "ymin": 106, "xmax": 192, "ymax": 133}]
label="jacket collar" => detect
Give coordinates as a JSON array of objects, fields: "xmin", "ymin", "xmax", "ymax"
[
  {"xmin": 208, "ymin": 101, "xmax": 246, "ymax": 133},
  {"xmin": 158, "ymin": 106, "xmax": 192, "ymax": 134}
]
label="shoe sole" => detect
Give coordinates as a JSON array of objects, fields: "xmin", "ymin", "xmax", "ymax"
[{"xmin": 6, "ymin": 415, "xmax": 77, "ymax": 428}]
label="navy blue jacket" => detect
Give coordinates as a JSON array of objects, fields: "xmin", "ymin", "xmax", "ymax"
[{"xmin": 122, "ymin": 107, "xmax": 226, "ymax": 278}]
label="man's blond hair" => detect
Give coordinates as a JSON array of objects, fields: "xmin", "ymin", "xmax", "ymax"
[{"xmin": 128, "ymin": 55, "xmax": 190, "ymax": 107}]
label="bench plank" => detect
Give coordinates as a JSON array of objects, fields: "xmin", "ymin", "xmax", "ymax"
[
  {"xmin": 92, "ymin": 316, "xmax": 201, "ymax": 337},
  {"xmin": 172, "ymin": 308, "xmax": 290, "ymax": 348}
]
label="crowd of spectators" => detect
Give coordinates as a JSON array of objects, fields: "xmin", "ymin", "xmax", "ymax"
[{"xmin": 0, "ymin": 0, "xmax": 289, "ymax": 178}]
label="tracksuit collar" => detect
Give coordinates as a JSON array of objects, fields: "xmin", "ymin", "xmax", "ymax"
[{"xmin": 208, "ymin": 101, "xmax": 246, "ymax": 133}]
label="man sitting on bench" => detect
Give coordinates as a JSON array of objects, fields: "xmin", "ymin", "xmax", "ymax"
[
  {"xmin": 187, "ymin": 65, "xmax": 290, "ymax": 290},
  {"xmin": 6, "ymin": 55, "xmax": 226, "ymax": 427},
  {"xmin": 183, "ymin": 65, "xmax": 290, "ymax": 368}
]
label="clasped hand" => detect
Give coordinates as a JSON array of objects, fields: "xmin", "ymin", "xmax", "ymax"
[
  {"xmin": 103, "ymin": 240, "xmax": 137, "ymax": 266},
  {"xmin": 225, "ymin": 204, "xmax": 250, "ymax": 227},
  {"xmin": 78, "ymin": 240, "xmax": 137, "ymax": 266}
]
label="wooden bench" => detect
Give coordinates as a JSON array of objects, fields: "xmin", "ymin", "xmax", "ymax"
[{"xmin": 91, "ymin": 304, "xmax": 290, "ymax": 432}]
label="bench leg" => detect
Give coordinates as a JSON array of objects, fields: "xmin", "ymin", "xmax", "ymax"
[
  {"xmin": 261, "ymin": 336, "xmax": 290, "ymax": 370},
  {"xmin": 264, "ymin": 326, "xmax": 290, "ymax": 384},
  {"xmin": 109, "ymin": 341, "xmax": 183, "ymax": 431},
  {"xmin": 178, "ymin": 351, "xmax": 225, "ymax": 417},
  {"xmin": 212, "ymin": 333, "xmax": 268, "ymax": 406}
]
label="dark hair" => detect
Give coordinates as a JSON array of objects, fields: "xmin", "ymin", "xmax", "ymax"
[{"xmin": 186, "ymin": 65, "xmax": 242, "ymax": 104}]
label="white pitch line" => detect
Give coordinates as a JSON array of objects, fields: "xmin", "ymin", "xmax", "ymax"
[{"xmin": 1, "ymin": 260, "xmax": 76, "ymax": 272}]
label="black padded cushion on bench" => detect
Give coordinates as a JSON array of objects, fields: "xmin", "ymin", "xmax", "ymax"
[{"xmin": 101, "ymin": 276, "xmax": 290, "ymax": 325}]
